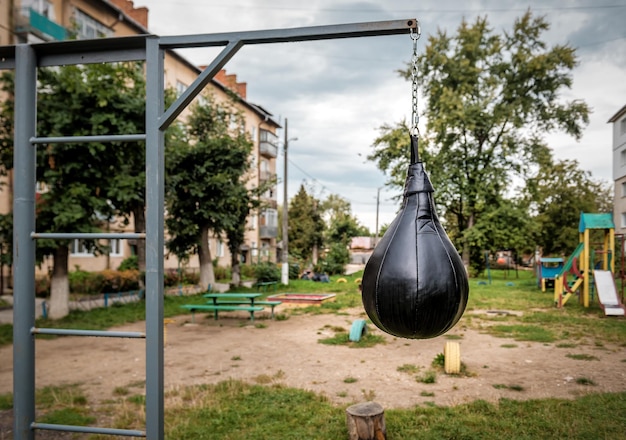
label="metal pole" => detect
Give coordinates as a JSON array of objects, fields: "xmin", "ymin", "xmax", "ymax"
[
  {"xmin": 13, "ymin": 43, "xmax": 37, "ymax": 440},
  {"xmin": 281, "ymin": 118, "xmax": 289, "ymax": 285},
  {"xmin": 375, "ymin": 187, "xmax": 381, "ymax": 245},
  {"xmin": 145, "ymin": 36, "xmax": 165, "ymax": 440}
]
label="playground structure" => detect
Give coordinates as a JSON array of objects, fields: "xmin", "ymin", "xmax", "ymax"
[
  {"xmin": 537, "ymin": 256, "xmax": 564, "ymax": 292},
  {"xmin": 2, "ymin": 19, "xmax": 418, "ymax": 440},
  {"xmin": 551, "ymin": 213, "xmax": 623, "ymax": 313}
]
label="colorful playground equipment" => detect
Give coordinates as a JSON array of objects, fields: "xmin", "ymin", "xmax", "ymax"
[
  {"xmin": 553, "ymin": 213, "xmax": 618, "ymax": 311},
  {"xmin": 538, "ymin": 256, "xmax": 564, "ymax": 292}
]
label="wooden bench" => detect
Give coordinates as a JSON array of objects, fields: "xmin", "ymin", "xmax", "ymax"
[
  {"xmin": 255, "ymin": 281, "xmax": 278, "ymax": 292},
  {"xmin": 180, "ymin": 304, "xmax": 264, "ymax": 322},
  {"xmin": 214, "ymin": 300, "xmax": 282, "ymax": 318}
]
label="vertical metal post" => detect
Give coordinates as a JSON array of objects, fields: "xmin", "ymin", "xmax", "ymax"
[
  {"xmin": 13, "ymin": 44, "xmax": 37, "ymax": 440},
  {"xmin": 375, "ymin": 187, "xmax": 381, "ymax": 244},
  {"xmin": 145, "ymin": 36, "xmax": 165, "ymax": 440},
  {"xmin": 281, "ymin": 119, "xmax": 289, "ymax": 285}
]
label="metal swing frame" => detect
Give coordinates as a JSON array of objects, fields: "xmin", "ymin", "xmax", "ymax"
[{"xmin": 0, "ymin": 18, "xmax": 417, "ymax": 439}]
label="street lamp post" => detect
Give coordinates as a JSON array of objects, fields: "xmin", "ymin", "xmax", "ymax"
[{"xmin": 281, "ymin": 119, "xmax": 290, "ymax": 285}]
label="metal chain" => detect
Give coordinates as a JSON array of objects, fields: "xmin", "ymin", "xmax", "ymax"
[{"xmin": 410, "ymin": 24, "xmax": 421, "ymax": 137}]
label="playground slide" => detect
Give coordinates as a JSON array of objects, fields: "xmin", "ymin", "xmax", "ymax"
[{"xmin": 593, "ymin": 270, "xmax": 626, "ymax": 317}]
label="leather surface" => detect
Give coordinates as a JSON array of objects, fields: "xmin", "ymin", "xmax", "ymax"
[{"xmin": 361, "ymin": 138, "xmax": 469, "ymax": 339}]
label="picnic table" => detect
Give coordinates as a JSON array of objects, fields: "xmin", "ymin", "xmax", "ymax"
[{"xmin": 205, "ymin": 292, "xmax": 283, "ymax": 319}]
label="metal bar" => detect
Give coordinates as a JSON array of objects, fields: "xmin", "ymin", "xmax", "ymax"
[
  {"xmin": 145, "ymin": 35, "xmax": 165, "ymax": 440},
  {"xmin": 159, "ymin": 18, "xmax": 417, "ymax": 48},
  {"xmin": 32, "ymin": 423, "xmax": 145, "ymax": 437},
  {"xmin": 38, "ymin": 48, "xmax": 146, "ymax": 67},
  {"xmin": 160, "ymin": 39, "xmax": 244, "ymax": 130},
  {"xmin": 30, "ymin": 134, "xmax": 146, "ymax": 144},
  {"xmin": 13, "ymin": 44, "xmax": 37, "ymax": 440},
  {"xmin": 31, "ymin": 232, "xmax": 146, "ymax": 240},
  {"xmin": 32, "ymin": 328, "xmax": 146, "ymax": 338}
]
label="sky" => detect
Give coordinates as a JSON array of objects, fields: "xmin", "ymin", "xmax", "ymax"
[{"xmin": 135, "ymin": 0, "xmax": 626, "ymax": 233}]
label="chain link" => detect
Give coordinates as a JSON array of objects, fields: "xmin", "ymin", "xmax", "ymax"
[{"xmin": 410, "ymin": 24, "xmax": 421, "ymax": 137}]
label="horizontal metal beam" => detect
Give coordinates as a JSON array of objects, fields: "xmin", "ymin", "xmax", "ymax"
[
  {"xmin": 32, "ymin": 423, "xmax": 145, "ymax": 437},
  {"xmin": 31, "ymin": 134, "xmax": 146, "ymax": 144},
  {"xmin": 31, "ymin": 232, "xmax": 146, "ymax": 240},
  {"xmin": 160, "ymin": 18, "xmax": 418, "ymax": 48},
  {"xmin": 32, "ymin": 328, "xmax": 146, "ymax": 338}
]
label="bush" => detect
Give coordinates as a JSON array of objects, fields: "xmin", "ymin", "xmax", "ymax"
[
  {"xmin": 317, "ymin": 243, "xmax": 349, "ymax": 275},
  {"xmin": 253, "ymin": 262, "xmax": 280, "ymax": 283},
  {"xmin": 69, "ymin": 269, "xmax": 140, "ymax": 294},
  {"xmin": 214, "ymin": 265, "xmax": 231, "ymax": 281},
  {"xmin": 117, "ymin": 255, "xmax": 138, "ymax": 271},
  {"xmin": 240, "ymin": 264, "xmax": 256, "ymax": 279}
]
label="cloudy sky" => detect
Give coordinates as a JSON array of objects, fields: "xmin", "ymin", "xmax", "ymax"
[{"xmin": 136, "ymin": 0, "xmax": 626, "ymax": 232}]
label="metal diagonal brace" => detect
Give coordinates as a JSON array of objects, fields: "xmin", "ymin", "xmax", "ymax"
[{"xmin": 158, "ymin": 18, "xmax": 418, "ymax": 130}]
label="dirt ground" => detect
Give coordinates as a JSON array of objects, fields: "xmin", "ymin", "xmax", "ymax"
[{"xmin": 1, "ymin": 305, "xmax": 625, "ymax": 415}]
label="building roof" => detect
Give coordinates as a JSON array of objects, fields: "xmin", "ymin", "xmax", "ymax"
[{"xmin": 608, "ymin": 105, "xmax": 626, "ymax": 123}]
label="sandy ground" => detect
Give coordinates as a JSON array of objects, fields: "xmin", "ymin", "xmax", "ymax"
[{"xmin": 1, "ymin": 305, "xmax": 625, "ymax": 411}]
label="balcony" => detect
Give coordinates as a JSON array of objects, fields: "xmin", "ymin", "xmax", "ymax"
[
  {"xmin": 259, "ymin": 129, "xmax": 278, "ymax": 158},
  {"xmin": 259, "ymin": 171, "xmax": 276, "ymax": 182},
  {"xmin": 15, "ymin": 8, "xmax": 67, "ymax": 41},
  {"xmin": 259, "ymin": 225, "xmax": 278, "ymax": 239}
]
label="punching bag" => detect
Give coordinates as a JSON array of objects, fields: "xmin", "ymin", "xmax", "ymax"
[{"xmin": 362, "ymin": 135, "xmax": 468, "ymax": 339}]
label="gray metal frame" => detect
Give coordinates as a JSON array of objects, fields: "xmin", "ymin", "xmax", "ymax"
[{"xmin": 2, "ymin": 18, "xmax": 417, "ymax": 439}]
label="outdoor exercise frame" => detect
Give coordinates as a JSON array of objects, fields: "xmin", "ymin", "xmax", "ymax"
[{"xmin": 0, "ymin": 18, "xmax": 417, "ymax": 439}]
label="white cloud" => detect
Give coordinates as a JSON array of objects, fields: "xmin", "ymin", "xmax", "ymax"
[{"xmin": 138, "ymin": 0, "xmax": 626, "ymax": 231}]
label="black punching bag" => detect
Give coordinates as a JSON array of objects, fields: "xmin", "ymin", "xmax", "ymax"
[{"xmin": 362, "ymin": 135, "xmax": 468, "ymax": 339}]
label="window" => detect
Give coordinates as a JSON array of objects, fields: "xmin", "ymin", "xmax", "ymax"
[
  {"xmin": 175, "ymin": 80, "xmax": 187, "ymax": 97},
  {"xmin": 24, "ymin": 0, "xmax": 55, "ymax": 19},
  {"xmin": 621, "ymin": 118, "xmax": 626, "ymax": 136},
  {"xmin": 622, "ymin": 182, "xmax": 626, "ymax": 197},
  {"xmin": 109, "ymin": 239, "xmax": 123, "ymax": 257},
  {"xmin": 621, "ymin": 149, "xmax": 626, "ymax": 167},
  {"xmin": 622, "ymin": 212, "xmax": 626, "ymax": 228},
  {"xmin": 260, "ymin": 209, "xmax": 278, "ymax": 227},
  {"xmin": 71, "ymin": 239, "xmax": 94, "ymax": 256},
  {"xmin": 74, "ymin": 9, "xmax": 112, "ymax": 39},
  {"xmin": 251, "ymin": 241, "xmax": 257, "ymax": 257},
  {"xmin": 216, "ymin": 240, "xmax": 225, "ymax": 258},
  {"xmin": 249, "ymin": 214, "xmax": 257, "ymax": 230},
  {"xmin": 250, "ymin": 126, "xmax": 256, "ymax": 141}
]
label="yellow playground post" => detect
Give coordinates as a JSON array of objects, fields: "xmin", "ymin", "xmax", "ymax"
[{"xmin": 554, "ymin": 213, "xmax": 614, "ymax": 308}]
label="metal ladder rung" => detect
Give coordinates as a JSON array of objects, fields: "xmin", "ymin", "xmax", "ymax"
[
  {"xmin": 31, "ymin": 232, "xmax": 146, "ymax": 240},
  {"xmin": 30, "ymin": 134, "xmax": 146, "ymax": 144},
  {"xmin": 32, "ymin": 328, "xmax": 145, "ymax": 338},
  {"xmin": 32, "ymin": 422, "xmax": 146, "ymax": 437}
]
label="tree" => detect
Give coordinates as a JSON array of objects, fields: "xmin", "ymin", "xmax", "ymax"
[
  {"xmin": 368, "ymin": 12, "xmax": 590, "ymax": 270},
  {"xmin": 165, "ymin": 96, "xmax": 253, "ymax": 288},
  {"xmin": 525, "ymin": 156, "xmax": 612, "ymax": 255},
  {"xmin": 34, "ymin": 63, "xmax": 147, "ymax": 318},
  {"xmin": 288, "ymin": 184, "xmax": 324, "ymax": 264}
]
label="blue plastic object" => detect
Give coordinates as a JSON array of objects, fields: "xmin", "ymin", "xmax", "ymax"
[{"xmin": 349, "ymin": 319, "xmax": 368, "ymax": 342}]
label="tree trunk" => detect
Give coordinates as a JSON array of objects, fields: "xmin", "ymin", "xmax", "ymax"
[
  {"xmin": 230, "ymin": 247, "xmax": 241, "ymax": 287},
  {"xmin": 48, "ymin": 245, "xmax": 70, "ymax": 320},
  {"xmin": 346, "ymin": 402, "xmax": 386, "ymax": 440},
  {"xmin": 198, "ymin": 227, "xmax": 215, "ymax": 289},
  {"xmin": 462, "ymin": 213, "xmax": 475, "ymax": 271}
]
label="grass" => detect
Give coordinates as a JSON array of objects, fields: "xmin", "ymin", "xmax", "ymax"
[{"xmin": 3, "ymin": 268, "xmax": 626, "ymax": 438}]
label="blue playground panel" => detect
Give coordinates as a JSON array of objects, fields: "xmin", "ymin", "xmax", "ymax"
[{"xmin": 539, "ymin": 257, "xmax": 564, "ymax": 290}]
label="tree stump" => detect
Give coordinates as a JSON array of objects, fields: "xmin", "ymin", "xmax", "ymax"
[{"xmin": 346, "ymin": 401, "xmax": 386, "ymax": 440}]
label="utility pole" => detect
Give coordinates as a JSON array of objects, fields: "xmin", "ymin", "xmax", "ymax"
[
  {"xmin": 281, "ymin": 119, "xmax": 289, "ymax": 285},
  {"xmin": 375, "ymin": 187, "xmax": 381, "ymax": 245}
]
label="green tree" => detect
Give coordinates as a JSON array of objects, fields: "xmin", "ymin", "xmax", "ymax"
[
  {"xmin": 368, "ymin": 12, "xmax": 590, "ymax": 270},
  {"xmin": 165, "ymin": 96, "xmax": 253, "ymax": 288},
  {"xmin": 34, "ymin": 63, "xmax": 147, "ymax": 318},
  {"xmin": 525, "ymin": 157, "xmax": 612, "ymax": 255},
  {"xmin": 288, "ymin": 184, "xmax": 324, "ymax": 264}
]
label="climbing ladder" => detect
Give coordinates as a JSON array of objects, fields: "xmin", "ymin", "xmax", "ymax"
[{"xmin": 2, "ymin": 19, "xmax": 418, "ymax": 439}]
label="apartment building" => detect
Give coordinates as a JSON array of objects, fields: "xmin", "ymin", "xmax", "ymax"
[
  {"xmin": 0, "ymin": 0, "xmax": 281, "ymax": 277},
  {"xmin": 610, "ymin": 105, "xmax": 626, "ymax": 238}
]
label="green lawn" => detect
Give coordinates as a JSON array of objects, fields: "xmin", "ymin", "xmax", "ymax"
[{"xmin": 2, "ymin": 268, "xmax": 626, "ymax": 439}]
